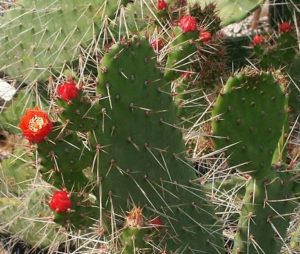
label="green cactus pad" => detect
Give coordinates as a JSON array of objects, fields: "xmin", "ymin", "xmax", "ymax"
[
  {"xmin": 233, "ymin": 170, "xmax": 297, "ymax": 254},
  {"xmin": 256, "ymin": 32, "xmax": 298, "ymax": 70},
  {"xmin": 212, "ymin": 69, "xmax": 287, "ymax": 176},
  {"xmin": 0, "ymin": 0, "xmax": 132, "ymax": 84},
  {"xmin": 0, "ymin": 146, "xmax": 36, "ymax": 195},
  {"xmin": 120, "ymin": 227, "xmax": 149, "ymax": 253},
  {"xmin": 37, "ymin": 125, "xmax": 100, "ymax": 228},
  {"xmin": 57, "ymin": 92, "xmax": 98, "ymax": 132},
  {"xmin": 164, "ymin": 28, "xmax": 198, "ymax": 82},
  {"xmin": 92, "ymin": 37, "xmax": 223, "ymax": 252},
  {"xmin": 38, "ymin": 125, "xmax": 93, "ymax": 191},
  {"xmin": 0, "ymin": 188, "xmax": 63, "ymax": 248}
]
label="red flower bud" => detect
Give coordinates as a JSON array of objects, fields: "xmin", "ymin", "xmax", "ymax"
[
  {"xmin": 199, "ymin": 30, "xmax": 212, "ymax": 43},
  {"xmin": 179, "ymin": 15, "xmax": 197, "ymax": 33},
  {"xmin": 252, "ymin": 35, "xmax": 264, "ymax": 46},
  {"xmin": 157, "ymin": 0, "xmax": 167, "ymax": 11},
  {"xmin": 148, "ymin": 216, "xmax": 164, "ymax": 229},
  {"xmin": 279, "ymin": 22, "xmax": 292, "ymax": 33},
  {"xmin": 49, "ymin": 190, "xmax": 71, "ymax": 213},
  {"xmin": 19, "ymin": 107, "xmax": 53, "ymax": 143},
  {"xmin": 57, "ymin": 80, "xmax": 79, "ymax": 102}
]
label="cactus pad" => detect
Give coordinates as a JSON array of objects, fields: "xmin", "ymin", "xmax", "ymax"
[
  {"xmin": 0, "ymin": 188, "xmax": 63, "ymax": 248},
  {"xmin": 212, "ymin": 69, "xmax": 287, "ymax": 176},
  {"xmin": 233, "ymin": 170, "xmax": 297, "ymax": 254},
  {"xmin": 164, "ymin": 28, "xmax": 198, "ymax": 81},
  {"xmin": 92, "ymin": 37, "xmax": 223, "ymax": 252},
  {"xmin": 0, "ymin": 0, "xmax": 132, "ymax": 83}
]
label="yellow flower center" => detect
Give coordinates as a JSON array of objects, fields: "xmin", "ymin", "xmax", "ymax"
[{"xmin": 29, "ymin": 116, "xmax": 45, "ymax": 132}]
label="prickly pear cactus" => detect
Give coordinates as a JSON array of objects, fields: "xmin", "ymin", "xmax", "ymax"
[
  {"xmin": 94, "ymin": 37, "xmax": 223, "ymax": 252},
  {"xmin": 0, "ymin": 135, "xmax": 62, "ymax": 249},
  {"xmin": 0, "ymin": 0, "xmax": 133, "ymax": 83},
  {"xmin": 233, "ymin": 168, "xmax": 297, "ymax": 254},
  {"xmin": 212, "ymin": 68, "xmax": 288, "ymax": 176},
  {"xmin": 0, "ymin": 146, "xmax": 35, "ymax": 195},
  {"xmin": 31, "ymin": 37, "xmax": 224, "ymax": 253},
  {"xmin": 164, "ymin": 28, "xmax": 198, "ymax": 81},
  {"xmin": 0, "ymin": 188, "xmax": 64, "ymax": 248},
  {"xmin": 253, "ymin": 27, "xmax": 298, "ymax": 70},
  {"xmin": 212, "ymin": 68, "xmax": 299, "ymax": 253},
  {"xmin": 1, "ymin": 0, "xmax": 299, "ymax": 253}
]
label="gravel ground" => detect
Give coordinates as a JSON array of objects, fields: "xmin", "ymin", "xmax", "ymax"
[
  {"xmin": 221, "ymin": 15, "xmax": 270, "ymax": 37},
  {"xmin": 221, "ymin": 2, "xmax": 270, "ymax": 37},
  {"xmin": 0, "ymin": 1, "xmax": 14, "ymax": 13}
]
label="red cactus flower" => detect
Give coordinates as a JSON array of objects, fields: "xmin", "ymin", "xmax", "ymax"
[
  {"xmin": 157, "ymin": 0, "xmax": 167, "ymax": 11},
  {"xmin": 49, "ymin": 190, "xmax": 71, "ymax": 213},
  {"xmin": 148, "ymin": 216, "xmax": 164, "ymax": 228},
  {"xmin": 179, "ymin": 15, "xmax": 197, "ymax": 33},
  {"xmin": 252, "ymin": 35, "xmax": 264, "ymax": 46},
  {"xmin": 279, "ymin": 21, "xmax": 292, "ymax": 33},
  {"xmin": 151, "ymin": 39, "xmax": 164, "ymax": 52},
  {"xmin": 19, "ymin": 107, "xmax": 53, "ymax": 143},
  {"xmin": 57, "ymin": 80, "xmax": 79, "ymax": 102},
  {"xmin": 199, "ymin": 30, "xmax": 212, "ymax": 43}
]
